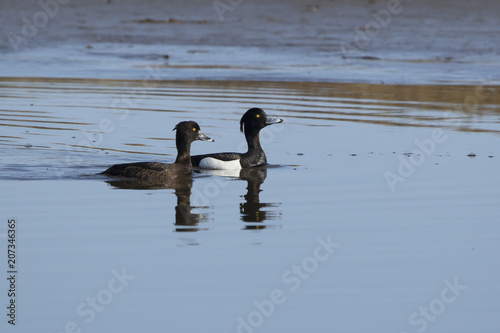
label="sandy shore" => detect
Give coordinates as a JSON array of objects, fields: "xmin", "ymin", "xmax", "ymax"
[{"xmin": 1, "ymin": 0, "xmax": 499, "ymax": 84}]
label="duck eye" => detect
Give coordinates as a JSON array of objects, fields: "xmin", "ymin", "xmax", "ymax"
[
  {"xmin": 192, "ymin": 127, "xmax": 197, "ymax": 132},
  {"xmin": 256, "ymin": 114, "xmax": 260, "ymax": 118}
]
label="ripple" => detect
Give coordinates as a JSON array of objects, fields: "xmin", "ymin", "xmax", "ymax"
[{"xmin": 1, "ymin": 77, "xmax": 499, "ymax": 180}]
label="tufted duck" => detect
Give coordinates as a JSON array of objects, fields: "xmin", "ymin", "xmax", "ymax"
[{"xmin": 191, "ymin": 108, "xmax": 282, "ymax": 169}]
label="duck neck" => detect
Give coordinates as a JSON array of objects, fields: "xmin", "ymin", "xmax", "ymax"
[
  {"xmin": 175, "ymin": 136, "xmax": 192, "ymax": 165},
  {"xmin": 245, "ymin": 129, "xmax": 263, "ymax": 153}
]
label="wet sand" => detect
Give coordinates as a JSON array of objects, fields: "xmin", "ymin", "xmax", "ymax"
[{"xmin": 1, "ymin": 0, "xmax": 499, "ymax": 83}]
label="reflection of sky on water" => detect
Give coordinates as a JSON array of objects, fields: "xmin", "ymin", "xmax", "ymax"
[{"xmin": 0, "ymin": 78, "xmax": 499, "ymax": 333}]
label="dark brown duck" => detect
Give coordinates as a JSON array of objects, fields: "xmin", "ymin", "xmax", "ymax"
[{"xmin": 101, "ymin": 121, "xmax": 213, "ymax": 183}]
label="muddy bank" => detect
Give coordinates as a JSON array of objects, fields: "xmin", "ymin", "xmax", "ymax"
[{"xmin": 1, "ymin": 0, "xmax": 499, "ymax": 84}]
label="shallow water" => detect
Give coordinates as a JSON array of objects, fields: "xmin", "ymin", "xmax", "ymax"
[{"xmin": 1, "ymin": 78, "xmax": 500, "ymax": 332}]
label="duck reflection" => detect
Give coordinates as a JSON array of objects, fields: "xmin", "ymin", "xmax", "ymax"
[
  {"xmin": 104, "ymin": 166, "xmax": 282, "ymax": 231},
  {"xmin": 196, "ymin": 167, "xmax": 282, "ymax": 229},
  {"xmin": 104, "ymin": 176, "xmax": 210, "ymax": 232},
  {"xmin": 172, "ymin": 181, "xmax": 211, "ymax": 232},
  {"xmin": 239, "ymin": 168, "xmax": 281, "ymax": 228}
]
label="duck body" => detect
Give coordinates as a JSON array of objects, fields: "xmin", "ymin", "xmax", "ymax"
[
  {"xmin": 191, "ymin": 108, "xmax": 282, "ymax": 170},
  {"xmin": 101, "ymin": 121, "xmax": 213, "ymax": 183},
  {"xmin": 102, "ymin": 161, "xmax": 192, "ymax": 183}
]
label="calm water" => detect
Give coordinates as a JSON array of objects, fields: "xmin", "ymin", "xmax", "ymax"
[{"xmin": 1, "ymin": 78, "xmax": 500, "ymax": 332}]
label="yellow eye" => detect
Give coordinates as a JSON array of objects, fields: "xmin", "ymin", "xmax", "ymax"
[
  {"xmin": 256, "ymin": 114, "xmax": 260, "ymax": 118},
  {"xmin": 192, "ymin": 127, "xmax": 197, "ymax": 131}
]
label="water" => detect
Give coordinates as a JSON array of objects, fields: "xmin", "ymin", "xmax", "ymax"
[{"xmin": 1, "ymin": 78, "xmax": 500, "ymax": 332}]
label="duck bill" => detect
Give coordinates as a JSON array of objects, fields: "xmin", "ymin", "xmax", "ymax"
[
  {"xmin": 197, "ymin": 131, "xmax": 214, "ymax": 142},
  {"xmin": 266, "ymin": 117, "xmax": 283, "ymax": 126}
]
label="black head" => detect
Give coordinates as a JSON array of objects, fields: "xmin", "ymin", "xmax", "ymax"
[
  {"xmin": 173, "ymin": 121, "xmax": 214, "ymax": 143},
  {"xmin": 240, "ymin": 108, "xmax": 283, "ymax": 133}
]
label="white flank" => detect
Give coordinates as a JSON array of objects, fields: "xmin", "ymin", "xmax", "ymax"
[{"xmin": 199, "ymin": 157, "xmax": 242, "ymax": 170}]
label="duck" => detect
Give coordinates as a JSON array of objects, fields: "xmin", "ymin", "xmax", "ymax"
[
  {"xmin": 191, "ymin": 108, "xmax": 283, "ymax": 169},
  {"xmin": 101, "ymin": 121, "xmax": 213, "ymax": 183}
]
